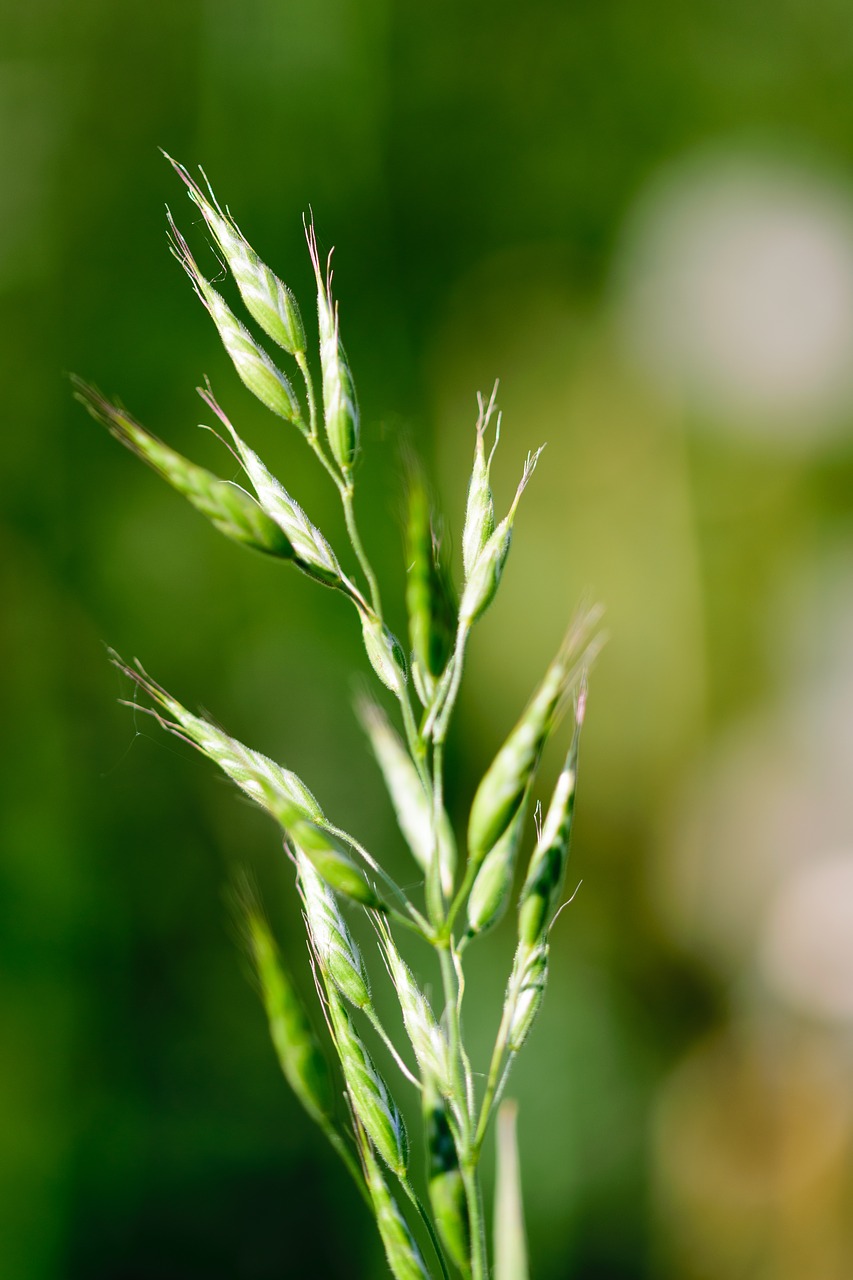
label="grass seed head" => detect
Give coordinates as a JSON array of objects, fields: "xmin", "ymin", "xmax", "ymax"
[
  {"xmin": 423, "ymin": 1080, "xmax": 470, "ymax": 1271},
  {"xmin": 240, "ymin": 892, "xmax": 334, "ymax": 1124},
  {"xmin": 327, "ymin": 989, "xmax": 409, "ymax": 1178},
  {"xmin": 466, "ymin": 797, "xmax": 528, "ymax": 939},
  {"xmin": 358, "ymin": 695, "xmax": 456, "ymax": 898},
  {"xmin": 405, "ymin": 468, "xmax": 456, "ymax": 684},
  {"xmin": 507, "ymin": 942, "xmax": 549, "ymax": 1053},
  {"xmin": 74, "ymin": 383, "xmax": 295, "ymax": 558},
  {"xmin": 298, "ymin": 852, "xmax": 372, "ymax": 1010},
  {"xmin": 360, "ymin": 612, "xmax": 409, "ymax": 695},
  {"xmin": 462, "ymin": 385, "xmax": 499, "ymax": 581},
  {"xmin": 378, "ymin": 921, "xmax": 451, "ymax": 1093},
  {"xmin": 166, "ymin": 154, "xmax": 306, "ymax": 356},
  {"xmin": 199, "ymin": 387, "xmax": 351, "ymax": 592},
  {"xmin": 360, "ymin": 1137, "xmax": 432, "ymax": 1280},
  {"xmin": 517, "ymin": 684, "xmax": 585, "ymax": 947},
  {"xmin": 458, "ymin": 447, "xmax": 543, "ymax": 626},
  {"xmin": 306, "ymin": 220, "xmax": 359, "ymax": 473},
  {"xmin": 169, "ymin": 213, "xmax": 301, "ymax": 424}
]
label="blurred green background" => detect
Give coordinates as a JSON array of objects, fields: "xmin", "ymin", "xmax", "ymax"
[{"xmin": 4, "ymin": 1, "xmax": 853, "ymax": 1277}]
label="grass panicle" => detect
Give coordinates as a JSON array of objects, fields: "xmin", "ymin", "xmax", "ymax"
[{"xmin": 78, "ymin": 153, "xmax": 601, "ymax": 1280}]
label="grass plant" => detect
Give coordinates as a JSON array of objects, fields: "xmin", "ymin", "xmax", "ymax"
[{"xmin": 74, "ymin": 155, "xmax": 601, "ymax": 1280}]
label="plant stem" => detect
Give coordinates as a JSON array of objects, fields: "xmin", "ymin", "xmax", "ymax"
[
  {"xmin": 461, "ymin": 1161, "xmax": 488, "ymax": 1280},
  {"xmin": 343, "ymin": 484, "xmax": 383, "ymax": 616},
  {"xmin": 401, "ymin": 1179, "xmax": 452, "ymax": 1280}
]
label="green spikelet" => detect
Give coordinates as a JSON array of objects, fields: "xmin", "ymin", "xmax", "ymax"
[
  {"xmin": 326, "ymin": 988, "xmax": 409, "ymax": 1178},
  {"xmin": 462, "ymin": 385, "xmax": 499, "ymax": 581},
  {"xmin": 467, "ymin": 612, "xmax": 597, "ymax": 871},
  {"xmin": 168, "ymin": 214, "xmax": 301, "ymax": 424},
  {"xmin": 74, "ymin": 383, "xmax": 295, "ymax": 559},
  {"xmin": 424, "ymin": 1081, "xmax": 470, "ymax": 1274},
  {"xmin": 359, "ymin": 1135, "xmax": 432, "ymax": 1280},
  {"xmin": 240, "ymin": 890, "xmax": 334, "ymax": 1125},
  {"xmin": 458, "ymin": 447, "xmax": 542, "ymax": 626},
  {"xmin": 466, "ymin": 797, "xmax": 528, "ymax": 939},
  {"xmin": 360, "ymin": 611, "xmax": 408, "ymax": 694},
  {"xmin": 518, "ymin": 681, "xmax": 586, "ymax": 948},
  {"xmin": 165, "ymin": 154, "xmax": 306, "ymax": 356},
  {"xmin": 506, "ymin": 942, "xmax": 549, "ymax": 1053},
  {"xmin": 298, "ymin": 853, "xmax": 372, "ymax": 1010},
  {"xmin": 282, "ymin": 809, "xmax": 383, "ymax": 908},
  {"xmin": 306, "ymin": 220, "xmax": 359, "ymax": 473},
  {"xmin": 405, "ymin": 467, "xmax": 456, "ymax": 691}
]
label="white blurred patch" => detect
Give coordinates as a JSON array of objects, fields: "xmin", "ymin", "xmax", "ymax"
[
  {"xmin": 614, "ymin": 152, "xmax": 853, "ymax": 443},
  {"xmin": 759, "ymin": 851, "xmax": 853, "ymax": 1023}
]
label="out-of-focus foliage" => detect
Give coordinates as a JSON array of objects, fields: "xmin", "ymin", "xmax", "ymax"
[{"xmin": 3, "ymin": 1, "xmax": 853, "ymax": 1277}]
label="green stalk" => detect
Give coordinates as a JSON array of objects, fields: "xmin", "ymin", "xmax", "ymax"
[{"xmin": 461, "ymin": 1161, "xmax": 488, "ymax": 1280}]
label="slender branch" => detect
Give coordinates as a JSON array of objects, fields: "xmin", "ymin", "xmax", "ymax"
[
  {"xmin": 401, "ymin": 1178, "xmax": 452, "ymax": 1280},
  {"xmin": 343, "ymin": 484, "xmax": 383, "ymax": 616}
]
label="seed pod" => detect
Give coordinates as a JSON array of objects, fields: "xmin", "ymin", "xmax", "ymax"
[
  {"xmin": 467, "ymin": 615, "xmax": 594, "ymax": 872},
  {"xmin": 169, "ymin": 215, "xmax": 301, "ymax": 424},
  {"xmin": 74, "ymin": 383, "xmax": 294, "ymax": 559},
  {"xmin": 379, "ymin": 922, "xmax": 450, "ymax": 1093},
  {"xmin": 298, "ymin": 852, "xmax": 372, "ymax": 1010},
  {"xmin": 361, "ymin": 612, "xmax": 408, "ymax": 695},
  {"xmin": 306, "ymin": 221, "xmax": 359, "ymax": 473},
  {"xmin": 242, "ymin": 896, "xmax": 334, "ymax": 1125},
  {"xmin": 199, "ymin": 387, "xmax": 348, "ymax": 591},
  {"xmin": 357, "ymin": 695, "xmax": 456, "ymax": 898},
  {"xmin": 327, "ymin": 989, "xmax": 409, "ymax": 1178},
  {"xmin": 166, "ymin": 154, "xmax": 306, "ymax": 356},
  {"xmin": 506, "ymin": 942, "xmax": 549, "ymax": 1053},
  {"xmin": 462, "ymin": 385, "xmax": 499, "ymax": 581},
  {"xmin": 466, "ymin": 798, "xmax": 528, "ymax": 939},
  {"xmin": 110, "ymin": 657, "xmax": 326, "ymax": 823},
  {"xmin": 405, "ymin": 469, "xmax": 456, "ymax": 683},
  {"xmin": 518, "ymin": 683, "xmax": 586, "ymax": 947},
  {"xmin": 458, "ymin": 448, "xmax": 543, "ymax": 626},
  {"xmin": 360, "ymin": 1136, "xmax": 432, "ymax": 1280},
  {"xmin": 423, "ymin": 1080, "xmax": 470, "ymax": 1272}
]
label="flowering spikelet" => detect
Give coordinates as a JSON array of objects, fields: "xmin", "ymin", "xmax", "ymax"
[
  {"xmin": 111, "ymin": 655, "xmax": 326, "ymax": 822},
  {"xmin": 377, "ymin": 920, "xmax": 450, "ymax": 1094},
  {"xmin": 518, "ymin": 681, "xmax": 586, "ymax": 948},
  {"xmin": 424, "ymin": 1080, "xmax": 470, "ymax": 1272},
  {"xmin": 357, "ymin": 695, "xmax": 456, "ymax": 898},
  {"xmin": 360, "ymin": 1134, "xmax": 432, "ymax": 1280},
  {"xmin": 458, "ymin": 446, "xmax": 543, "ymax": 627},
  {"xmin": 306, "ymin": 219, "xmax": 359, "ymax": 472},
  {"xmin": 462, "ymin": 384, "xmax": 500, "ymax": 581},
  {"xmin": 466, "ymin": 797, "xmax": 528, "ymax": 939},
  {"xmin": 326, "ymin": 987, "xmax": 409, "ymax": 1178},
  {"xmin": 298, "ymin": 852, "xmax": 372, "ymax": 1010},
  {"xmin": 165, "ymin": 154, "xmax": 306, "ymax": 356},
  {"xmin": 73, "ymin": 383, "xmax": 294, "ymax": 559},
  {"xmin": 168, "ymin": 214, "xmax": 301, "ymax": 424},
  {"xmin": 467, "ymin": 609, "xmax": 600, "ymax": 871},
  {"xmin": 506, "ymin": 942, "xmax": 549, "ymax": 1054},
  {"xmin": 198, "ymin": 386, "xmax": 357, "ymax": 595},
  {"xmin": 239, "ymin": 885, "xmax": 334, "ymax": 1125}
]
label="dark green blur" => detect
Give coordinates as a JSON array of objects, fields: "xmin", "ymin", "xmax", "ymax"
[{"xmin": 3, "ymin": 2, "xmax": 853, "ymax": 1278}]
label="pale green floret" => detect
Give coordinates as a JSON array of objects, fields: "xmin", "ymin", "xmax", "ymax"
[
  {"xmin": 73, "ymin": 383, "xmax": 294, "ymax": 559},
  {"xmin": 467, "ymin": 634, "xmax": 573, "ymax": 872},
  {"xmin": 168, "ymin": 214, "xmax": 301, "ymax": 424},
  {"xmin": 358, "ymin": 696, "xmax": 456, "ymax": 898},
  {"xmin": 327, "ymin": 989, "xmax": 409, "ymax": 1178},
  {"xmin": 462, "ymin": 385, "xmax": 499, "ymax": 582},
  {"xmin": 298, "ymin": 852, "xmax": 372, "ymax": 1010},
  {"xmin": 361, "ymin": 612, "xmax": 409, "ymax": 694},
  {"xmin": 198, "ymin": 387, "xmax": 351, "ymax": 592},
  {"xmin": 506, "ymin": 942, "xmax": 549, "ymax": 1053},
  {"xmin": 361, "ymin": 1139, "xmax": 432, "ymax": 1280},
  {"xmin": 518, "ymin": 683, "xmax": 585, "ymax": 947},
  {"xmin": 165, "ymin": 154, "xmax": 306, "ymax": 356},
  {"xmin": 243, "ymin": 902, "xmax": 334, "ymax": 1125},
  {"xmin": 458, "ymin": 447, "xmax": 542, "ymax": 626},
  {"xmin": 424, "ymin": 1081, "xmax": 470, "ymax": 1274},
  {"xmin": 379, "ymin": 922, "xmax": 451, "ymax": 1094},
  {"xmin": 306, "ymin": 220, "xmax": 359, "ymax": 471},
  {"xmin": 466, "ymin": 798, "xmax": 528, "ymax": 939}
]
